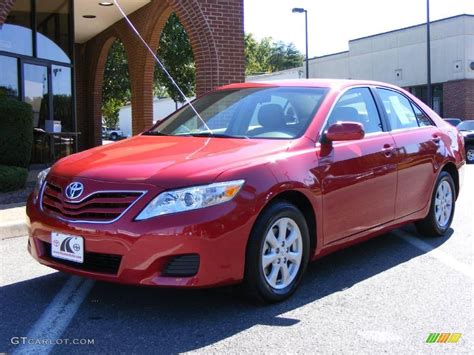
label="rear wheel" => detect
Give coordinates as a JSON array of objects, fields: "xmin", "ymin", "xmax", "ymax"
[
  {"xmin": 415, "ymin": 171, "xmax": 455, "ymax": 237},
  {"xmin": 110, "ymin": 132, "xmax": 118, "ymax": 141},
  {"xmin": 466, "ymin": 145, "xmax": 474, "ymax": 164},
  {"xmin": 243, "ymin": 201, "xmax": 309, "ymax": 303}
]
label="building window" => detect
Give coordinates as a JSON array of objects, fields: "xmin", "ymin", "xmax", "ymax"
[
  {"xmin": 0, "ymin": 55, "xmax": 19, "ymax": 98},
  {"xmin": 0, "ymin": 0, "xmax": 33, "ymax": 56},
  {"xmin": 408, "ymin": 84, "xmax": 443, "ymax": 116},
  {"xmin": 24, "ymin": 63, "xmax": 49, "ymax": 129},
  {"xmin": 432, "ymin": 85, "xmax": 443, "ymax": 117},
  {"xmin": 36, "ymin": 0, "xmax": 72, "ymax": 63},
  {"xmin": 52, "ymin": 65, "xmax": 73, "ymax": 131}
]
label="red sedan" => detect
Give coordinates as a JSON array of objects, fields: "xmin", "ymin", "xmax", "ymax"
[{"xmin": 27, "ymin": 80, "xmax": 465, "ymax": 302}]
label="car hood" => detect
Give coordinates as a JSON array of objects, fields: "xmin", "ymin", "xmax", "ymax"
[{"xmin": 51, "ymin": 135, "xmax": 292, "ymax": 187}]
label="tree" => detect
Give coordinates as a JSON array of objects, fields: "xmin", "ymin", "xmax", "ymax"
[
  {"xmin": 245, "ymin": 33, "xmax": 272, "ymax": 75},
  {"xmin": 102, "ymin": 98, "xmax": 123, "ymax": 129},
  {"xmin": 102, "ymin": 40, "xmax": 130, "ymax": 128},
  {"xmin": 101, "ymin": 16, "xmax": 304, "ymax": 123},
  {"xmin": 269, "ymin": 41, "xmax": 303, "ymax": 72},
  {"xmin": 155, "ymin": 13, "xmax": 195, "ymax": 106},
  {"xmin": 246, "ymin": 37, "xmax": 304, "ymax": 75}
]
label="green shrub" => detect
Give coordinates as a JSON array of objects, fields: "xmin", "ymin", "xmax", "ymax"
[
  {"xmin": 0, "ymin": 96, "xmax": 33, "ymax": 168},
  {"xmin": 0, "ymin": 165, "xmax": 28, "ymax": 192}
]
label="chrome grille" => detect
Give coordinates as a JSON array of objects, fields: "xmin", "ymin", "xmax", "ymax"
[{"xmin": 41, "ymin": 182, "xmax": 145, "ymax": 223}]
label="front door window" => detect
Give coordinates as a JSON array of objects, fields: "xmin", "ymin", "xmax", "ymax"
[{"xmin": 326, "ymin": 87, "xmax": 383, "ymax": 134}]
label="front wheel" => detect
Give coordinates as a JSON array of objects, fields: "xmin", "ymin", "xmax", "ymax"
[
  {"xmin": 243, "ymin": 201, "xmax": 310, "ymax": 303},
  {"xmin": 415, "ymin": 171, "xmax": 455, "ymax": 237},
  {"xmin": 465, "ymin": 145, "xmax": 474, "ymax": 164}
]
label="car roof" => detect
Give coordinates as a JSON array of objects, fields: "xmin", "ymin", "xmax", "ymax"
[{"xmin": 218, "ymin": 79, "xmax": 403, "ymax": 91}]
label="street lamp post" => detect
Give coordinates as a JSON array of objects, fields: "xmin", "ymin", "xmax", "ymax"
[
  {"xmin": 292, "ymin": 7, "xmax": 309, "ymax": 79},
  {"xmin": 426, "ymin": 0, "xmax": 432, "ymax": 108}
]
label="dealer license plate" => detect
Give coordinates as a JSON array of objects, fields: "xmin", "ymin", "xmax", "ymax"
[{"xmin": 51, "ymin": 232, "xmax": 84, "ymax": 263}]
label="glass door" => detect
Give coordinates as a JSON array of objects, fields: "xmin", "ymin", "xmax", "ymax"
[
  {"xmin": 24, "ymin": 63, "xmax": 49, "ymax": 128},
  {"xmin": 23, "ymin": 63, "xmax": 51, "ymax": 163}
]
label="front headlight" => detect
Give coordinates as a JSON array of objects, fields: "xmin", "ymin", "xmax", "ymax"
[
  {"xmin": 33, "ymin": 168, "xmax": 50, "ymax": 203},
  {"xmin": 135, "ymin": 180, "xmax": 245, "ymax": 220}
]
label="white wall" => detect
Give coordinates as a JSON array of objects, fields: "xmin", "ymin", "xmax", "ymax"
[
  {"xmin": 246, "ymin": 67, "xmax": 303, "ymax": 82},
  {"xmin": 118, "ymin": 97, "xmax": 189, "ymax": 137},
  {"xmin": 309, "ymin": 15, "xmax": 474, "ymax": 87},
  {"xmin": 246, "ymin": 15, "xmax": 474, "ymax": 87}
]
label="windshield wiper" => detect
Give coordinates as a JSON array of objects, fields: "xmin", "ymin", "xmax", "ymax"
[
  {"xmin": 142, "ymin": 131, "xmax": 170, "ymax": 136},
  {"xmin": 186, "ymin": 132, "xmax": 249, "ymax": 139}
]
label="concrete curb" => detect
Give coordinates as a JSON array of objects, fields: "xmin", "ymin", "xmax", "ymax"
[{"xmin": 0, "ymin": 220, "xmax": 28, "ymax": 240}]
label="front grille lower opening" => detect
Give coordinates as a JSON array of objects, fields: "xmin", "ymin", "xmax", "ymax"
[{"xmin": 42, "ymin": 242, "xmax": 122, "ymax": 275}]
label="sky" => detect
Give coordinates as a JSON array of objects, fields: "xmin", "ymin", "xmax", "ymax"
[{"xmin": 244, "ymin": 0, "xmax": 474, "ymax": 58}]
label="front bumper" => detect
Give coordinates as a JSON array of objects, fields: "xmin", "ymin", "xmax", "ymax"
[{"xmin": 26, "ymin": 183, "xmax": 258, "ymax": 288}]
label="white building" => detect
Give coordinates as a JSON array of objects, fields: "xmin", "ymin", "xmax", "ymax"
[
  {"xmin": 118, "ymin": 97, "xmax": 189, "ymax": 137},
  {"xmin": 248, "ymin": 14, "xmax": 474, "ymax": 119}
]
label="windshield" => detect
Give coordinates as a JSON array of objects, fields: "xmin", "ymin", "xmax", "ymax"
[
  {"xmin": 457, "ymin": 121, "xmax": 474, "ymax": 131},
  {"xmin": 146, "ymin": 87, "xmax": 328, "ymax": 139}
]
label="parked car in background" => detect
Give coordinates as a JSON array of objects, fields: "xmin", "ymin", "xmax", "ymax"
[
  {"xmin": 457, "ymin": 120, "xmax": 474, "ymax": 164},
  {"xmin": 444, "ymin": 118, "xmax": 462, "ymax": 127},
  {"xmin": 102, "ymin": 126, "xmax": 124, "ymax": 141},
  {"xmin": 27, "ymin": 79, "xmax": 465, "ymax": 302}
]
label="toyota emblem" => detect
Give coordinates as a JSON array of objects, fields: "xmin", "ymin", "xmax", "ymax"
[{"xmin": 65, "ymin": 182, "xmax": 84, "ymax": 200}]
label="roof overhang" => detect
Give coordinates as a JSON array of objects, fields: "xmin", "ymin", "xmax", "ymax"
[{"xmin": 75, "ymin": 0, "xmax": 151, "ymax": 43}]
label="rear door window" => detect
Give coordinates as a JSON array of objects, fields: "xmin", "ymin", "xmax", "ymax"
[{"xmin": 376, "ymin": 89, "xmax": 430, "ymax": 130}]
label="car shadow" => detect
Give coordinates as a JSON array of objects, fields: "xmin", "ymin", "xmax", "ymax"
[{"xmin": 1, "ymin": 226, "xmax": 452, "ymax": 353}]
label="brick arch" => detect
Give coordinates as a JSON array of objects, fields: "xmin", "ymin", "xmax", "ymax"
[
  {"xmin": 86, "ymin": 32, "xmax": 132, "ymax": 147},
  {"xmin": 125, "ymin": 0, "xmax": 222, "ymax": 135},
  {"xmin": 75, "ymin": 0, "xmax": 244, "ymax": 147},
  {"xmin": 0, "ymin": 0, "xmax": 15, "ymax": 25},
  {"xmin": 166, "ymin": 0, "xmax": 220, "ymax": 94}
]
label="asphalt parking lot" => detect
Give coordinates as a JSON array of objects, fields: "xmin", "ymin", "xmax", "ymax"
[{"xmin": 1, "ymin": 167, "xmax": 473, "ymax": 354}]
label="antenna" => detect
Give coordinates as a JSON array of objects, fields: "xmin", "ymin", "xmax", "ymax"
[{"xmin": 113, "ymin": 0, "xmax": 212, "ymax": 134}]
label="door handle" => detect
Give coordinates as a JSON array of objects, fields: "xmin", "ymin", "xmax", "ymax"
[{"xmin": 382, "ymin": 143, "xmax": 394, "ymax": 158}]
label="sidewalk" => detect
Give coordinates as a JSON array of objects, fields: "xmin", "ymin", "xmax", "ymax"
[
  {"xmin": 0, "ymin": 203, "xmax": 27, "ymax": 239},
  {"xmin": 0, "ymin": 168, "xmax": 39, "ymax": 239}
]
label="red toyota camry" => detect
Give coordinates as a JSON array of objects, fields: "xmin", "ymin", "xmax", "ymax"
[{"xmin": 27, "ymin": 80, "xmax": 465, "ymax": 302}]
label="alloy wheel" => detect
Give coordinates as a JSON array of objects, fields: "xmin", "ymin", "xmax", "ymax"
[
  {"xmin": 261, "ymin": 217, "xmax": 303, "ymax": 290},
  {"xmin": 434, "ymin": 180, "xmax": 453, "ymax": 228}
]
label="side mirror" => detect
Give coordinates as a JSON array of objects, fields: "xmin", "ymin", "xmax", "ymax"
[{"xmin": 324, "ymin": 121, "xmax": 365, "ymax": 142}]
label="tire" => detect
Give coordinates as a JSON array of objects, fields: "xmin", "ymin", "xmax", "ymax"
[
  {"xmin": 415, "ymin": 171, "xmax": 455, "ymax": 237},
  {"xmin": 243, "ymin": 201, "xmax": 310, "ymax": 303},
  {"xmin": 110, "ymin": 132, "xmax": 118, "ymax": 141},
  {"xmin": 466, "ymin": 145, "xmax": 474, "ymax": 164}
]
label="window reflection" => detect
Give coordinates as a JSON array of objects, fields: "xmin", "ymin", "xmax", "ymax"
[
  {"xmin": 24, "ymin": 64, "xmax": 49, "ymax": 129},
  {"xmin": 36, "ymin": 0, "xmax": 71, "ymax": 63},
  {"xmin": 0, "ymin": 0, "xmax": 32, "ymax": 55},
  {"xmin": 0, "ymin": 56, "xmax": 19, "ymax": 98},
  {"xmin": 52, "ymin": 66, "xmax": 73, "ymax": 131},
  {"xmin": 37, "ymin": 32, "xmax": 71, "ymax": 63}
]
